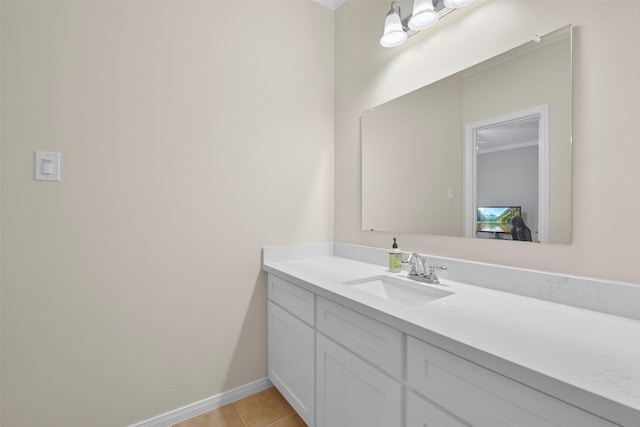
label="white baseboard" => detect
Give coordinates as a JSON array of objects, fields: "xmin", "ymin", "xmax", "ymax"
[{"xmin": 129, "ymin": 377, "xmax": 273, "ymax": 427}]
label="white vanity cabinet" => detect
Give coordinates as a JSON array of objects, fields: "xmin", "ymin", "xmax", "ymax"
[
  {"xmin": 406, "ymin": 336, "xmax": 618, "ymax": 427},
  {"xmin": 267, "ymin": 273, "xmax": 623, "ymax": 427},
  {"xmin": 267, "ymin": 275, "xmax": 315, "ymax": 426}
]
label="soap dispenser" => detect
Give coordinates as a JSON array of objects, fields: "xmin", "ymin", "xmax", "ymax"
[{"xmin": 389, "ymin": 238, "xmax": 402, "ymax": 273}]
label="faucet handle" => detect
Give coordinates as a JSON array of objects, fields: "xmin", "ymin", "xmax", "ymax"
[{"xmin": 425, "ymin": 265, "xmax": 445, "ymax": 285}]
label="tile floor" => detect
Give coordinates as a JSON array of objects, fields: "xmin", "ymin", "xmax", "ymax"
[{"xmin": 174, "ymin": 387, "xmax": 307, "ymax": 427}]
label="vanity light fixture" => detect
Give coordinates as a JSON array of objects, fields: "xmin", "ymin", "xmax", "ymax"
[{"xmin": 380, "ymin": 0, "xmax": 474, "ymax": 48}]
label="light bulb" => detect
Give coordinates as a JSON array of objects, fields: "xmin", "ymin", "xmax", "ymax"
[
  {"xmin": 380, "ymin": 4, "xmax": 407, "ymax": 48},
  {"xmin": 408, "ymin": 0, "xmax": 439, "ymax": 31},
  {"xmin": 444, "ymin": 0, "xmax": 474, "ymax": 8}
]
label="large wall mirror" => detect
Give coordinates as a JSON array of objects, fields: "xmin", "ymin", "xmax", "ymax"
[{"xmin": 361, "ymin": 26, "xmax": 572, "ymax": 244}]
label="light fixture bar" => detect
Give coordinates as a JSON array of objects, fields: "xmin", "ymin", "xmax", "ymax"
[{"xmin": 380, "ymin": 0, "xmax": 472, "ymax": 47}]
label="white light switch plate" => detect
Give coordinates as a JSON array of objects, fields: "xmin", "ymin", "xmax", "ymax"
[{"xmin": 35, "ymin": 151, "xmax": 61, "ymax": 181}]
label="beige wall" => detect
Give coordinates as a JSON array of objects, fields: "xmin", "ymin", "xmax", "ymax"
[
  {"xmin": 1, "ymin": 1, "xmax": 334, "ymax": 425},
  {"xmin": 335, "ymin": 0, "xmax": 640, "ymax": 284}
]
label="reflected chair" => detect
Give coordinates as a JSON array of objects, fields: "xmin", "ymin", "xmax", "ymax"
[{"xmin": 510, "ymin": 216, "xmax": 532, "ymax": 241}]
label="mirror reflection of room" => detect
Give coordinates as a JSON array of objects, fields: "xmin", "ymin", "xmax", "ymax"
[{"xmin": 361, "ymin": 26, "xmax": 572, "ymax": 244}]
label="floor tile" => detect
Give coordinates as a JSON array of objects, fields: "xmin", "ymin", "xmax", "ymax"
[
  {"xmin": 233, "ymin": 387, "xmax": 295, "ymax": 427},
  {"xmin": 269, "ymin": 413, "xmax": 308, "ymax": 427},
  {"xmin": 173, "ymin": 403, "xmax": 245, "ymax": 427}
]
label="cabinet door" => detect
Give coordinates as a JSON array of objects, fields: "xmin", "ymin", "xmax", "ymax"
[
  {"xmin": 316, "ymin": 334, "xmax": 401, "ymax": 427},
  {"xmin": 406, "ymin": 390, "xmax": 469, "ymax": 427},
  {"xmin": 268, "ymin": 302, "xmax": 314, "ymax": 426}
]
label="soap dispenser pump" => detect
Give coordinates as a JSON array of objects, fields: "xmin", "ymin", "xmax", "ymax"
[{"xmin": 389, "ymin": 237, "xmax": 402, "ymax": 273}]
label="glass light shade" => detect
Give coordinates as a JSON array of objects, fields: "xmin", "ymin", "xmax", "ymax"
[
  {"xmin": 444, "ymin": 0, "xmax": 474, "ymax": 8},
  {"xmin": 380, "ymin": 10, "xmax": 407, "ymax": 48},
  {"xmin": 408, "ymin": 0, "xmax": 439, "ymax": 31}
]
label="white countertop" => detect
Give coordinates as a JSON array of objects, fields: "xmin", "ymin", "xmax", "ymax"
[{"xmin": 264, "ymin": 254, "xmax": 640, "ymax": 426}]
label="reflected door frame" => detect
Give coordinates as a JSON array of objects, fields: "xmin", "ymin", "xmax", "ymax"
[{"xmin": 464, "ymin": 104, "xmax": 550, "ymax": 243}]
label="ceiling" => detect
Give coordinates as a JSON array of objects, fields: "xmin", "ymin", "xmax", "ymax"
[{"xmin": 313, "ymin": 0, "xmax": 346, "ymax": 11}]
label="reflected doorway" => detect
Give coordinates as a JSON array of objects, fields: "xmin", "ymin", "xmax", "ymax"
[{"xmin": 464, "ymin": 105, "xmax": 549, "ymax": 243}]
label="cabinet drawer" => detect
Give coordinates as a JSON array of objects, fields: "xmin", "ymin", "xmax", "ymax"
[
  {"xmin": 268, "ymin": 275, "xmax": 314, "ymax": 326},
  {"xmin": 407, "ymin": 336, "xmax": 617, "ymax": 427},
  {"xmin": 317, "ymin": 297, "xmax": 402, "ymax": 379}
]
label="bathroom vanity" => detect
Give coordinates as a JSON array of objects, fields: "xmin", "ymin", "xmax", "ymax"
[{"xmin": 263, "ymin": 242, "xmax": 640, "ymax": 427}]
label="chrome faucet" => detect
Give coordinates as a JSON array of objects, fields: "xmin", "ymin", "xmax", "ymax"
[
  {"xmin": 405, "ymin": 253, "xmax": 426, "ymax": 277},
  {"xmin": 403, "ymin": 253, "xmax": 447, "ymax": 285}
]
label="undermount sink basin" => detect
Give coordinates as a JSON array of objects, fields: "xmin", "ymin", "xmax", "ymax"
[{"xmin": 343, "ymin": 275, "xmax": 453, "ymax": 306}]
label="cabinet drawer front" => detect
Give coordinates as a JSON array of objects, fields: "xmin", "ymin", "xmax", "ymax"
[
  {"xmin": 316, "ymin": 334, "xmax": 402, "ymax": 427},
  {"xmin": 407, "ymin": 337, "xmax": 617, "ymax": 427},
  {"xmin": 268, "ymin": 275, "xmax": 314, "ymax": 325},
  {"xmin": 317, "ymin": 297, "xmax": 402, "ymax": 379}
]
